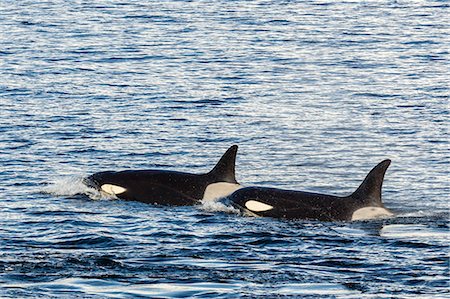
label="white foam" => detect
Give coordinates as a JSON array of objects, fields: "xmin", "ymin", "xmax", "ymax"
[
  {"xmin": 199, "ymin": 198, "xmax": 240, "ymax": 214},
  {"xmin": 41, "ymin": 176, "xmax": 111, "ymax": 200}
]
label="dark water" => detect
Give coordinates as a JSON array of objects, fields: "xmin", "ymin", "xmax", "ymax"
[{"xmin": 1, "ymin": 0, "xmax": 449, "ymax": 298}]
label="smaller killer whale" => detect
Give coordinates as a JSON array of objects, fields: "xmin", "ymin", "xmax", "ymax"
[
  {"xmin": 84, "ymin": 145, "xmax": 241, "ymax": 205},
  {"xmin": 225, "ymin": 160, "xmax": 393, "ymax": 221}
]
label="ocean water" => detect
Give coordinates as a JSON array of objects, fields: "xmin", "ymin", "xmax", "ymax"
[{"xmin": 1, "ymin": 0, "xmax": 449, "ymax": 298}]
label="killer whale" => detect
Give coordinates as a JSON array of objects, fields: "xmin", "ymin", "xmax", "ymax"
[
  {"xmin": 84, "ymin": 145, "xmax": 241, "ymax": 205},
  {"xmin": 225, "ymin": 160, "xmax": 393, "ymax": 221}
]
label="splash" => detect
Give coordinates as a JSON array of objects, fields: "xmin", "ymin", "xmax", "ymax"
[
  {"xmin": 199, "ymin": 198, "xmax": 240, "ymax": 214},
  {"xmin": 41, "ymin": 176, "xmax": 111, "ymax": 200}
]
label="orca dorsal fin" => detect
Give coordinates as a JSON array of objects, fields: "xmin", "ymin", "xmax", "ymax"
[
  {"xmin": 351, "ymin": 159, "xmax": 391, "ymax": 205},
  {"xmin": 208, "ymin": 145, "xmax": 238, "ymax": 183}
]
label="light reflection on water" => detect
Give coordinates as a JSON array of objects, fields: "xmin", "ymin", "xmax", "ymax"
[{"xmin": 0, "ymin": 0, "xmax": 448, "ymax": 298}]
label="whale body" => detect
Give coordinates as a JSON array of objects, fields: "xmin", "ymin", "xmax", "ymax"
[
  {"xmin": 225, "ymin": 160, "xmax": 393, "ymax": 221},
  {"xmin": 84, "ymin": 145, "xmax": 241, "ymax": 205}
]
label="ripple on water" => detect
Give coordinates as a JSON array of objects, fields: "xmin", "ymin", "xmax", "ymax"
[
  {"xmin": 381, "ymin": 223, "xmax": 450, "ymax": 246},
  {"xmin": 3, "ymin": 278, "xmax": 362, "ymax": 298},
  {"xmin": 1, "ymin": 0, "xmax": 449, "ymax": 298}
]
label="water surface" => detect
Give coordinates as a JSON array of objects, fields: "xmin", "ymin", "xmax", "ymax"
[{"xmin": 1, "ymin": 0, "xmax": 449, "ymax": 298}]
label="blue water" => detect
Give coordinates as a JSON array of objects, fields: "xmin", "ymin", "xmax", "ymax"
[{"xmin": 1, "ymin": 0, "xmax": 449, "ymax": 297}]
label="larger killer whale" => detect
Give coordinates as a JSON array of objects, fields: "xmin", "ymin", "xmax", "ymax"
[
  {"xmin": 225, "ymin": 160, "xmax": 393, "ymax": 221},
  {"xmin": 84, "ymin": 145, "xmax": 241, "ymax": 205}
]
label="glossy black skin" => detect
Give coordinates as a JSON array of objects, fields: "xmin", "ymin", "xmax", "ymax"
[
  {"xmin": 226, "ymin": 187, "xmax": 366, "ymax": 221},
  {"xmin": 84, "ymin": 145, "xmax": 238, "ymax": 206},
  {"xmin": 86, "ymin": 170, "xmax": 213, "ymax": 205},
  {"xmin": 226, "ymin": 159, "xmax": 391, "ymax": 221}
]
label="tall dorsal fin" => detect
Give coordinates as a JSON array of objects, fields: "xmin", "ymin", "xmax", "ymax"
[
  {"xmin": 351, "ymin": 159, "xmax": 391, "ymax": 205},
  {"xmin": 208, "ymin": 145, "xmax": 238, "ymax": 183}
]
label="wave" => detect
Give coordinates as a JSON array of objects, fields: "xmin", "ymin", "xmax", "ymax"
[
  {"xmin": 41, "ymin": 175, "xmax": 111, "ymax": 200},
  {"xmin": 199, "ymin": 198, "xmax": 240, "ymax": 215}
]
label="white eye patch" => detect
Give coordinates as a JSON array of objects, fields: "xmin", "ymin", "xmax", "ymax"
[
  {"xmin": 100, "ymin": 184, "xmax": 127, "ymax": 195},
  {"xmin": 245, "ymin": 200, "xmax": 273, "ymax": 212}
]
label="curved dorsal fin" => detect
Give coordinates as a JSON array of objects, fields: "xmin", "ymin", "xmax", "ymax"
[
  {"xmin": 208, "ymin": 145, "xmax": 238, "ymax": 183},
  {"xmin": 351, "ymin": 159, "xmax": 391, "ymax": 205}
]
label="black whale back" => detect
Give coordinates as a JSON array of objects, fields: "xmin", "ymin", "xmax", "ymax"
[
  {"xmin": 85, "ymin": 145, "xmax": 239, "ymax": 205},
  {"xmin": 226, "ymin": 159, "xmax": 392, "ymax": 221}
]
